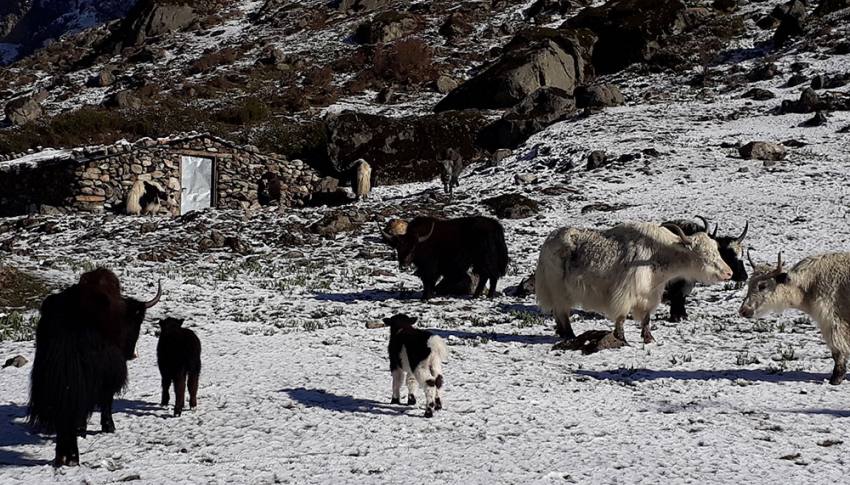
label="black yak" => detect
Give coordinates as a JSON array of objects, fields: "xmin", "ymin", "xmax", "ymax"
[
  {"xmin": 28, "ymin": 268, "xmax": 161, "ymax": 466},
  {"xmin": 663, "ymin": 216, "xmax": 749, "ymax": 321},
  {"xmin": 383, "ymin": 314, "xmax": 448, "ymax": 418},
  {"xmin": 156, "ymin": 317, "xmax": 202, "ymax": 417},
  {"xmin": 394, "ymin": 216, "xmax": 509, "ymax": 300},
  {"xmin": 440, "ymin": 148, "xmax": 463, "ymax": 199}
]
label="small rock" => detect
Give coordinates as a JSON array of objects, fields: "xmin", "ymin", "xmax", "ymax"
[
  {"xmin": 786, "ymin": 73, "xmax": 808, "ymax": 87},
  {"xmin": 3, "ymin": 355, "xmax": 28, "ymax": 368},
  {"xmin": 739, "ymin": 141, "xmax": 786, "ymax": 161},
  {"xmin": 586, "ymin": 150, "xmax": 608, "ymax": 170},
  {"xmin": 435, "ymin": 75, "xmax": 458, "ymax": 94},
  {"xmin": 742, "ymin": 88, "xmax": 775, "ymax": 100},
  {"xmin": 481, "ymin": 193, "xmax": 541, "ymax": 219},
  {"xmin": 515, "ymin": 174, "xmax": 538, "ymax": 185},
  {"xmin": 801, "ymin": 111, "xmax": 828, "ymax": 127},
  {"xmin": 575, "ymin": 83, "xmax": 624, "ymax": 109}
]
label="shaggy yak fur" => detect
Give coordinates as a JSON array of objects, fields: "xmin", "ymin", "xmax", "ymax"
[{"xmin": 28, "ymin": 268, "xmax": 161, "ymax": 467}]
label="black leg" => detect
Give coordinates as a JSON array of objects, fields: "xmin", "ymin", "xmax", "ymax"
[
  {"xmin": 667, "ymin": 280, "xmax": 689, "ymax": 322},
  {"xmin": 487, "ymin": 277, "xmax": 498, "ymax": 298},
  {"xmin": 54, "ymin": 424, "xmax": 80, "ymax": 467},
  {"xmin": 161, "ymin": 376, "xmax": 171, "ymax": 407},
  {"xmin": 174, "ymin": 372, "xmax": 187, "ymax": 416},
  {"xmin": 188, "ymin": 372, "xmax": 199, "ymax": 409},
  {"xmin": 100, "ymin": 394, "xmax": 115, "ymax": 433},
  {"xmin": 407, "ymin": 394, "xmax": 416, "ymax": 405},
  {"xmin": 555, "ymin": 312, "xmax": 576, "ymax": 340},
  {"xmin": 472, "ymin": 276, "xmax": 487, "ymax": 299}
]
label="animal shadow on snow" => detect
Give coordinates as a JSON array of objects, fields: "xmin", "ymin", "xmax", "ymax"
[
  {"xmin": 0, "ymin": 403, "xmax": 51, "ymax": 466},
  {"xmin": 783, "ymin": 408, "xmax": 850, "ymax": 418},
  {"xmin": 431, "ymin": 328, "xmax": 559, "ymax": 346},
  {"xmin": 313, "ymin": 289, "xmax": 419, "ymax": 303},
  {"xmin": 113, "ymin": 399, "xmax": 165, "ymax": 419},
  {"xmin": 578, "ymin": 368, "xmax": 827, "ymax": 384},
  {"xmin": 281, "ymin": 388, "xmax": 409, "ymax": 416}
]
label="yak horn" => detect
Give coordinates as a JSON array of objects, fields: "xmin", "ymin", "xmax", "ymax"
[
  {"xmin": 737, "ymin": 221, "xmax": 749, "ymax": 242},
  {"xmin": 144, "ymin": 280, "xmax": 162, "ymax": 308},
  {"xmin": 662, "ymin": 223, "xmax": 691, "ymax": 246},
  {"xmin": 365, "ymin": 321, "xmax": 386, "ymax": 329},
  {"xmin": 711, "ymin": 223, "xmax": 718, "ymax": 238},
  {"xmin": 747, "ymin": 248, "xmax": 758, "ymax": 270},
  {"xmin": 417, "ymin": 220, "xmax": 435, "ymax": 243},
  {"xmin": 696, "ymin": 215, "xmax": 710, "ymax": 233}
]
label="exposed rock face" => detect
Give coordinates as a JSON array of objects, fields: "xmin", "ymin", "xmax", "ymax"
[
  {"xmin": 324, "ymin": 110, "xmax": 487, "ymax": 184},
  {"xmin": 4, "ymin": 95, "xmax": 42, "ymax": 125},
  {"xmin": 566, "ymin": 0, "xmax": 688, "ymax": 73},
  {"xmin": 435, "ymin": 29, "xmax": 595, "ymax": 111},
  {"xmin": 739, "ymin": 141, "xmax": 786, "ymax": 161},
  {"xmin": 478, "ymin": 87, "xmax": 576, "ymax": 150}
]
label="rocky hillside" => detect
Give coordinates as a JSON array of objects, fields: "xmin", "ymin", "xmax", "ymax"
[{"xmin": 0, "ymin": 0, "xmax": 847, "ymax": 182}]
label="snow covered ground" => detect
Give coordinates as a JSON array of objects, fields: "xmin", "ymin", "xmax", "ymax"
[{"xmin": 3, "ymin": 10, "xmax": 850, "ymax": 485}]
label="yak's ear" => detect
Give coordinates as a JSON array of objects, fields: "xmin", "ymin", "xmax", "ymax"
[{"xmin": 774, "ymin": 273, "xmax": 789, "ymax": 285}]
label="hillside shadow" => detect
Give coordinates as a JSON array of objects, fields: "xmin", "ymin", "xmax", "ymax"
[
  {"xmin": 280, "ymin": 388, "xmax": 406, "ymax": 416},
  {"xmin": 430, "ymin": 328, "xmax": 559, "ymax": 345},
  {"xmin": 0, "ymin": 403, "xmax": 50, "ymax": 466},
  {"xmin": 577, "ymin": 368, "xmax": 826, "ymax": 384}
]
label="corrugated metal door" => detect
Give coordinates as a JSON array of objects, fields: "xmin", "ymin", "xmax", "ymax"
[{"xmin": 180, "ymin": 156, "xmax": 213, "ymax": 214}]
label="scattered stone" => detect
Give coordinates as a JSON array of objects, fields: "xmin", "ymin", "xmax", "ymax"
[
  {"xmin": 786, "ymin": 73, "xmax": 808, "ymax": 87},
  {"xmin": 780, "ymin": 87, "xmax": 850, "ymax": 114},
  {"xmin": 3, "ymin": 355, "xmax": 28, "ymax": 368},
  {"xmin": 782, "ymin": 139, "xmax": 807, "ymax": 147},
  {"xmin": 801, "ymin": 111, "xmax": 828, "ymax": 127},
  {"xmin": 515, "ymin": 173, "xmax": 539, "ymax": 185},
  {"xmin": 439, "ymin": 12, "xmax": 473, "ymax": 40},
  {"xmin": 492, "ymin": 149, "xmax": 513, "ymax": 164},
  {"xmin": 140, "ymin": 222, "xmax": 158, "ymax": 234},
  {"xmin": 552, "ymin": 330, "xmax": 626, "ymax": 354},
  {"xmin": 310, "ymin": 213, "xmax": 355, "ymax": 237},
  {"xmin": 108, "ymin": 91, "xmax": 143, "ymax": 110},
  {"xmin": 817, "ymin": 439, "xmax": 843, "ymax": 447},
  {"xmin": 742, "ymin": 88, "xmax": 775, "ymax": 100},
  {"xmin": 586, "ymin": 150, "xmax": 608, "ymax": 170},
  {"xmin": 581, "ymin": 202, "xmax": 631, "ymax": 213},
  {"xmin": 434, "ymin": 75, "xmax": 458, "ymax": 94},
  {"xmin": 811, "ymin": 73, "xmax": 850, "ymax": 90},
  {"xmin": 739, "ymin": 141, "xmax": 786, "ymax": 161},
  {"xmin": 355, "ymin": 12, "xmax": 419, "ymax": 44},
  {"xmin": 748, "ymin": 62, "xmax": 779, "ymax": 82},
  {"xmin": 225, "ymin": 236, "xmax": 251, "ymax": 254},
  {"xmin": 88, "ymin": 70, "xmax": 116, "ymax": 88},
  {"xmin": 575, "ymin": 83, "xmax": 624, "ymax": 109},
  {"xmin": 481, "ymin": 193, "xmax": 541, "ymax": 219}
]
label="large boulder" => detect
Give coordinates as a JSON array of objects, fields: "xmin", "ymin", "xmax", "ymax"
[
  {"xmin": 477, "ymin": 87, "xmax": 576, "ymax": 150},
  {"xmin": 118, "ymin": 0, "xmax": 197, "ymax": 47},
  {"xmin": 325, "ymin": 110, "xmax": 488, "ymax": 184},
  {"xmin": 435, "ymin": 28, "xmax": 595, "ymax": 111},
  {"xmin": 481, "ymin": 193, "xmax": 541, "ymax": 219},
  {"xmin": 4, "ymin": 95, "xmax": 42, "ymax": 125},
  {"xmin": 566, "ymin": 0, "xmax": 688, "ymax": 73}
]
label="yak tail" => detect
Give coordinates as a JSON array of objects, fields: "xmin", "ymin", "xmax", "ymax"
[
  {"xmin": 125, "ymin": 180, "xmax": 144, "ymax": 215},
  {"xmin": 427, "ymin": 335, "xmax": 448, "ymax": 382}
]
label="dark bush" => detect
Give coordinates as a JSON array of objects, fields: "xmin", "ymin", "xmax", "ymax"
[
  {"xmin": 213, "ymin": 97, "xmax": 271, "ymax": 125},
  {"xmin": 372, "ymin": 38, "xmax": 436, "ymax": 84}
]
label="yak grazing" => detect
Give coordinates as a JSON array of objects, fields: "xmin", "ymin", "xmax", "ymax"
[
  {"xmin": 157, "ymin": 317, "xmax": 202, "ymax": 416},
  {"xmin": 28, "ymin": 268, "xmax": 161, "ymax": 466},
  {"xmin": 393, "ymin": 216, "xmax": 509, "ymax": 300}
]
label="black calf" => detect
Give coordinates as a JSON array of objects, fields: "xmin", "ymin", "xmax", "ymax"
[{"xmin": 156, "ymin": 318, "xmax": 202, "ymax": 417}]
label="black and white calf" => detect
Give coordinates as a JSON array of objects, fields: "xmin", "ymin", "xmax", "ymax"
[{"xmin": 384, "ymin": 314, "xmax": 448, "ymax": 417}]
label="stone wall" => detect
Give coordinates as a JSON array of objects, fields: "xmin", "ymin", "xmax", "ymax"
[{"xmin": 0, "ymin": 134, "xmax": 321, "ymax": 216}]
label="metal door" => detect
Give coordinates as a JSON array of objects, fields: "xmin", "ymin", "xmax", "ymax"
[{"xmin": 180, "ymin": 156, "xmax": 213, "ymax": 214}]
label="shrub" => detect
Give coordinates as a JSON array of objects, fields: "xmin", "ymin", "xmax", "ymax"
[
  {"xmin": 372, "ymin": 37, "xmax": 436, "ymax": 84},
  {"xmin": 214, "ymin": 97, "xmax": 271, "ymax": 125}
]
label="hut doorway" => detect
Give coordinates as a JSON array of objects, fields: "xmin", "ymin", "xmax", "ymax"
[{"xmin": 180, "ymin": 156, "xmax": 213, "ymax": 214}]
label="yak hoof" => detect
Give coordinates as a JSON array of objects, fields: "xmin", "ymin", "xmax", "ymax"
[
  {"xmin": 406, "ymin": 394, "xmax": 417, "ymax": 405},
  {"xmin": 424, "ymin": 408, "xmax": 434, "ymax": 418},
  {"xmin": 101, "ymin": 423, "xmax": 115, "ymax": 434},
  {"xmin": 435, "ymin": 398, "xmax": 442, "ymax": 411},
  {"xmin": 54, "ymin": 455, "xmax": 79, "ymax": 467},
  {"xmin": 829, "ymin": 372, "xmax": 845, "ymax": 385},
  {"xmin": 668, "ymin": 313, "xmax": 686, "ymax": 323},
  {"xmin": 390, "ymin": 397, "xmax": 401, "ymax": 405}
]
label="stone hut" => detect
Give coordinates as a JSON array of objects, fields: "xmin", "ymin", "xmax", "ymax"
[{"xmin": 0, "ymin": 133, "xmax": 321, "ymax": 217}]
